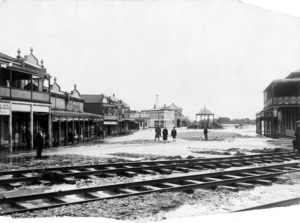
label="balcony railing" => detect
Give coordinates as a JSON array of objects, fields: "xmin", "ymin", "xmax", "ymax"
[
  {"xmin": 273, "ymin": 96, "xmax": 300, "ymax": 105},
  {"xmin": 0, "ymin": 86, "xmax": 50, "ymax": 103}
]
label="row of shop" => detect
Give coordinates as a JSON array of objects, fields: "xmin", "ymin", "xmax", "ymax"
[{"xmin": 0, "ymin": 49, "xmax": 139, "ymax": 152}]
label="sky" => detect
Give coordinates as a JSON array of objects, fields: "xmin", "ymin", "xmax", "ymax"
[{"xmin": 0, "ymin": 0, "xmax": 300, "ymax": 120}]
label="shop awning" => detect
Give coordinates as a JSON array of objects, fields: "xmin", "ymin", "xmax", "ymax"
[
  {"xmin": 52, "ymin": 110, "xmax": 103, "ymax": 120},
  {"xmin": 104, "ymin": 121, "xmax": 118, "ymax": 125}
]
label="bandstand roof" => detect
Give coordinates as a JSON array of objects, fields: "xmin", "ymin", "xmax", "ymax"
[{"xmin": 196, "ymin": 106, "xmax": 214, "ymax": 115}]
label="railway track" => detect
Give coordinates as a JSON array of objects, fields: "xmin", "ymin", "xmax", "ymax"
[
  {"xmin": 0, "ymin": 152, "xmax": 298, "ymax": 189},
  {"xmin": 1, "ymin": 162, "xmax": 300, "ymax": 215}
]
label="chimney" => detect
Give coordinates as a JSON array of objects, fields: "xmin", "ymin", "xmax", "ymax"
[{"xmin": 154, "ymin": 104, "xmax": 156, "ymax": 109}]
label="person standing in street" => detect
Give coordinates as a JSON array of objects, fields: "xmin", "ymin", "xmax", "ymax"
[
  {"xmin": 162, "ymin": 126, "xmax": 168, "ymax": 142},
  {"xmin": 171, "ymin": 127, "xmax": 177, "ymax": 142},
  {"xmin": 35, "ymin": 129, "xmax": 45, "ymax": 159},
  {"xmin": 294, "ymin": 121, "xmax": 300, "ymax": 153},
  {"xmin": 203, "ymin": 128, "xmax": 208, "ymax": 140},
  {"xmin": 155, "ymin": 125, "xmax": 161, "ymax": 141}
]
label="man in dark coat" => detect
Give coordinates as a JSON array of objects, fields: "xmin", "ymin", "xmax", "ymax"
[
  {"xmin": 35, "ymin": 129, "xmax": 45, "ymax": 159},
  {"xmin": 171, "ymin": 127, "xmax": 177, "ymax": 142},
  {"xmin": 294, "ymin": 121, "xmax": 300, "ymax": 153},
  {"xmin": 155, "ymin": 125, "xmax": 161, "ymax": 141},
  {"xmin": 162, "ymin": 127, "xmax": 168, "ymax": 142},
  {"xmin": 203, "ymin": 128, "xmax": 208, "ymax": 140}
]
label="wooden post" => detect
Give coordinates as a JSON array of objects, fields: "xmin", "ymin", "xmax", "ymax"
[
  {"xmin": 58, "ymin": 117, "xmax": 61, "ymax": 147},
  {"xmin": 65, "ymin": 118, "xmax": 68, "ymax": 145},
  {"xmin": 83, "ymin": 118, "xmax": 85, "ymax": 142},
  {"xmin": 48, "ymin": 108, "xmax": 52, "ymax": 147},
  {"xmin": 9, "ymin": 102, "xmax": 12, "ymax": 153},
  {"xmin": 72, "ymin": 118, "xmax": 75, "ymax": 144},
  {"xmin": 30, "ymin": 105, "xmax": 34, "ymax": 150}
]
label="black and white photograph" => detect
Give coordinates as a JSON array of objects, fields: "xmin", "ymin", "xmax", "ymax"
[{"xmin": 0, "ymin": 0, "xmax": 300, "ymax": 222}]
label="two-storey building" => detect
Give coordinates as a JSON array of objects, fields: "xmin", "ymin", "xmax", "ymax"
[
  {"xmin": 50, "ymin": 79, "xmax": 103, "ymax": 147},
  {"xmin": 0, "ymin": 49, "xmax": 51, "ymax": 152},
  {"xmin": 141, "ymin": 105, "xmax": 175, "ymax": 128},
  {"xmin": 256, "ymin": 70, "xmax": 300, "ymax": 138},
  {"xmin": 82, "ymin": 94, "xmax": 133, "ymax": 135}
]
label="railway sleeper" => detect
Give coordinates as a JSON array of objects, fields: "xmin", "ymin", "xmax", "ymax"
[
  {"xmin": 217, "ymin": 185, "xmax": 239, "ymax": 192},
  {"xmin": 230, "ymin": 162, "xmax": 244, "ymax": 167},
  {"xmin": 252, "ymin": 179, "xmax": 273, "ymax": 186},
  {"xmin": 121, "ymin": 171, "xmax": 138, "ymax": 177},
  {"xmin": 157, "ymin": 168, "xmax": 173, "ymax": 174},
  {"xmin": 182, "ymin": 179, "xmax": 205, "ymax": 185},
  {"xmin": 233, "ymin": 182, "xmax": 255, "ymax": 189},
  {"xmin": 116, "ymin": 188, "xmax": 140, "ymax": 194},
  {"xmin": 175, "ymin": 167, "xmax": 189, "ymax": 173},
  {"xmin": 140, "ymin": 169, "xmax": 157, "ymax": 175},
  {"xmin": 202, "ymin": 164, "xmax": 218, "ymax": 169},
  {"xmin": 216, "ymin": 163, "xmax": 232, "ymax": 168}
]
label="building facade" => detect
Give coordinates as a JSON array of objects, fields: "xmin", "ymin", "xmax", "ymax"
[
  {"xmin": 51, "ymin": 79, "xmax": 103, "ymax": 147},
  {"xmin": 82, "ymin": 94, "xmax": 133, "ymax": 135},
  {"xmin": 0, "ymin": 49, "xmax": 51, "ymax": 152},
  {"xmin": 0, "ymin": 49, "xmax": 104, "ymax": 152},
  {"xmin": 141, "ymin": 107, "xmax": 175, "ymax": 128},
  {"xmin": 256, "ymin": 70, "xmax": 300, "ymax": 138}
]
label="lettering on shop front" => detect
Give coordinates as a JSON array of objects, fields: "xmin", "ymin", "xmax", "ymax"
[{"xmin": 0, "ymin": 103, "xmax": 10, "ymax": 115}]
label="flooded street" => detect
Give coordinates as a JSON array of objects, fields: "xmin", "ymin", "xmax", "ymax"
[{"xmin": 40, "ymin": 125, "xmax": 293, "ymax": 160}]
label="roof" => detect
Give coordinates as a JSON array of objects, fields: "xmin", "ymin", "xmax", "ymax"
[
  {"xmin": 286, "ymin": 69, "xmax": 300, "ymax": 79},
  {"xmin": 81, "ymin": 94, "xmax": 103, "ymax": 103},
  {"xmin": 264, "ymin": 77, "xmax": 300, "ymax": 92},
  {"xmin": 0, "ymin": 51, "xmax": 50, "ymax": 78},
  {"xmin": 166, "ymin": 103, "xmax": 182, "ymax": 110},
  {"xmin": 196, "ymin": 106, "xmax": 214, "ymax": 115},
  {"xmin": 52, "ymin": 110, "xmax": 103, "ymax": 119}
]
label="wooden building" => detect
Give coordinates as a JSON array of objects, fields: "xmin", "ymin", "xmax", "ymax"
[
  {"xmin": 256, "ymin": 70, "xmax": 300, "ymax": 138},
  {"xmin": 50, "ymin": 79, "xmax": 103, "ymax": 147},
  {"xmin": 82, "ymin": 94, "xmax": 133, "ymax": 135},
  {"xmin": 129, "ymin": 110, "xmax": 148, "ymax": 130},
  {"xmin": 0, "ymin": 49, "xmax": 51, "ymax": 152},
  {"xmin": 141, "ymin": 105, "xmax": 175, "ymax": 128}
]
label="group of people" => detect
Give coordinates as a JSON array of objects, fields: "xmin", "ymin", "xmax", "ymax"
[{"xmin": 155, "ymin": 126, "xmax": 177, "ymax": 142}]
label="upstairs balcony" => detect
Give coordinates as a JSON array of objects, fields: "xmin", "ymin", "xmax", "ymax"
[
  {"xmin": 0, "ymin": 68, "xmax": 50, "ymax": 103},
  {"xmin": 263, "ymin": 81, "xmax": 300, "ymax": 108}
]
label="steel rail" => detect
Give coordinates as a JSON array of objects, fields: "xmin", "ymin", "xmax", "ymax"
[
  {"xmin": 0, "ymin": 151, "xmax": 297, "ymax": 175},
  {"xmin": 0, "ymin": 162, "xmax": 299, "ymax": 215},
  {"xmin": 0, "ymin": 152, "xmax": 298, "ymax": 186}
]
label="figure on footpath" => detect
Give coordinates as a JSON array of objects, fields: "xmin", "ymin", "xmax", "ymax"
[
  {"xmin": 203, "ymin": 128, "xmax": 208, "ymax": 140},
  {"xmin": 171, "ymin": 127, "xmax": 177, "ymax": 142},
  {"xmin": 162, "ymin": 127, "xmax": 168, "ymax": 142},
  {"xmin": 155, "ymin": 125, "xmax": 161, "ymax": 141},
  {"xmin": 35, "ymin": 129, "xmax": 45, "ymax": 159},
  {"xmin": 293, "ymin": 121, "xmax": 300, "ymax": 153}
]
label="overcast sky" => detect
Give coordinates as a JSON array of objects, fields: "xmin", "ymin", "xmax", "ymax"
[{"xmin": 0, "ymin": 0, "xmax": 300, "ymax": 119}]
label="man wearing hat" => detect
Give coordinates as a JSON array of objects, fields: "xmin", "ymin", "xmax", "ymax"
[{"xmin": 294, "ymin": 121, "xmax": 300, "ymax": 153}]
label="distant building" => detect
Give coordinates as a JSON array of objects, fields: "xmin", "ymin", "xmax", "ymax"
[
  {"xmin": 141, "ymin": 103, "xmax": 174, "ymax": 128},
  {"xmin": 129, "ymin": 110, "xmax": 148, "ymax": 130},
  {"xmin": 256, "ymin": 70, "xmax": 300, "ymax": 138},
  {"xmin": 82, "ymin": 94, "xmax": 133, "ymax": 135}
]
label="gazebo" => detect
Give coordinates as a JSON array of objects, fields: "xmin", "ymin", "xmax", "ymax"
[{"xmin": 196, "ymin": 106, "xmax": 214, "ymax": 129}]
